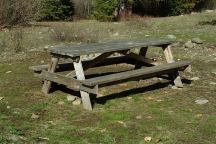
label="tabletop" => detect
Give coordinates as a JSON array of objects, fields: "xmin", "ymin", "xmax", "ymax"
[{"xmin": 47, "ymin": 39, "xmax": 174, "ymax": 57}]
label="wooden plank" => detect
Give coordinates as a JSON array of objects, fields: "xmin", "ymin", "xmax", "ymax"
[
  {"xmin": 84, "ymin": 52, "xmax": 114, "ymax": 69},
  {"xmin": 73, "ymin": 58, "xmax": 93, "ymax": 111},
  {"xmin": 83, "ymin": 61, "xmax": 191, "ymax": 86},
  {"xmin": 38, "ymin": 71, "xmax": 97, "ymax": 94},
  {"xmin": 66, "ymin": 52, "xmax": 114, "ymax": 77},
  {"xmin": 162, "ymin": 45, "xmax": 183, "ymax": 88},
  {"xmin": 120, "ymin": 51, "xmax": 155, "ymax": 66},
  {"xmin": 41, "ymin": 57, "xmax": 59, "ymax": 94},
  {"xmin": 29, "ymin": 56, "xmax": 135, "ymax": 73},
  {"xmin": 47, "ymin": 39, "xmax": 174, "ymax": 57}
]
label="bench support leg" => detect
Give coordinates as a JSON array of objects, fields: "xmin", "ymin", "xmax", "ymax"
[
  {"xmin": 135, "ymin": 47, "xmax": 148, "ymax": 69},
  {"xmin": 42, "ymin": 57, "xmax": 59, "ymax": 94},
  {"xmin": 73, "ymin": 58, "xmax": 93, "ymax": 111},
  {"xmin": 163, "ymin": 45, "xmax": 183, "ymax": 88}
]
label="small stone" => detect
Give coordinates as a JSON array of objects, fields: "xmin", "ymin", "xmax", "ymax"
[
  {"xmin": 6, "ymin": 71, "xmax": 12, "ymax": 74},
  {"xmin": 195, "ymin": 114, "xmax": 203, "ymax": 118},
  {"xmin": 195, "ymin": 99, "xmax": 209, "ymax": 105},
  {"xmin": 185, "ymin": 41, "xmax": 195, "ymax": 48},
  {"xmin": 72, "ymin": 99, "xmax": 81, "ymax": 106},
  {"xmin": 31, "ymin": 113, "xmax": 40, "ymax": 119},
  {"xmin": 48, "ymin": 121, "xmax": 57, "ymax": 125},
  {"xmin": 167, "ymin": 34, "xmax": 176, "ymax": 39},
  {"xmin": 156, "ymin": 99, "xmax": 163, "ymax": 102},
  {"xmin": 190, "ymin": 77, "xmax": 200, "ymax": 81},
  {"xmin": 192, "ymin": 38, "xmax": 203, "ymax": 44},
  {"xmin": 117, "ymin": 121, "xmax": 127, "ymax": 127},
  {"xmin": 210, "ymin": 82, "xmax": 216, "ymax": 85},
  {"xmin": 155, "ymin": 138, "xmax": 162, "ymax": 143},
  {"xmin": 136, "ymin": 115, "xmax": 142, "ymax": 120},
  {"xmin": 41, "ymin": 60, "xmax": 45, "ymax": 64},
  {"xmin": 8, "ymin": 134, "xmax": 19, "ymax": 142},
  {"xmin": 0, "ymin": 97, "xmax": 4, "ymax": 101},
  {"xmin": 144, "ymin": 136, "xmax": 152, "ymax": 142},
  {"xmin": 100, "ymin": 128, "xmax": 107, "ymax": 133},
  {"xmin": 113, "ymin": 32, "xmax": 119, "ymax": 36},
  {"xmin": 7, "ymin": 106, "xmax": 11, "ymax": 109},
  {"xmin": 127, "ymin": 97, "xmax": 132, "ymax": 100},
  {"xmin": 38, "ymin": 137, "xmax": 49, "ymax": 141},
  {"xmin": 67, "ymin": 95, "xmax": 76, "ymax": 102},
  {"xmin": 206, "ymin": 10, "xmax": 214, "ymax": 13},
  {"xmin": 171, "ymin": 86, "xmax": 178, "ymax": 89},
  {"xmin": 44, "ymin": 45, "xmax": 49, "ymax": 49},
  {"xmin": 212, "ymin": 72, "xmax": 216, "ymax": 75},
  {"xmin": 58, "ymin": 101, "xmax": 64, "ymax": 105},
  {"xmin": 146, "ymin": 116, "xmax": 153, "ymax": 119}
]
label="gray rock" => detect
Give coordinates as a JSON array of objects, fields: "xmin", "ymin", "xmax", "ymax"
[
  {"xmin": 57, "ymin": 101, "xmax": 64, "ymax": 105},
  {"xmin": 31, "ymin": 113, "xmax": 40, "ymax": 119},
  {"xmin": 212, "ymin": 72, "xmax": 216, "ymax": 75},
  {"xmin": 167, "ymin": 34, "xmax": 176, "ymax": 39},
  {"xmin": 192, "ymin": 38, "xmax": 203, "ymax": 44},
  {"xmin": 185, "ymin": 41, "xmax": 195, "ymax": 48},
  {"xmin": 190, "ymin": 77, "xmax": 200, "ymax": 81},
  {"xmin": 67, "ymin": 95, "xmax": 76, "ymax": 102},
  {"xmin": 195, "ymin": 99, "xmax": 209, "ymax": 105},
  {"xmin": 72, "ymin": 99, "xmax": 82, "ymax": 106},
  {"xmin": 8, "ymin": 134, "xmax": 19, "ymax": 142},
  {"xmin": 136, "ymin": 115, "xmax": 142, "ymax": 120},
  {"xmin": 210, "ymin": 82, "xmax": 216, "ymax": 85}
]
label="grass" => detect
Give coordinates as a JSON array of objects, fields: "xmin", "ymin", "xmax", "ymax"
[{"xmin": 0, "ymin": 10, "xmax": 216, "ymax": 143}]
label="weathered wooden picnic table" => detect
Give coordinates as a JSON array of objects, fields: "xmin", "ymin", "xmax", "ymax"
[{"xmin": 30, "ymin": 39, "xmax": 191, "ymax": 111}]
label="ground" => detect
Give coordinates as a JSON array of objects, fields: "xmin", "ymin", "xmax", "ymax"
[{"xmin": 0, "ymin": 11, "xmax": 216, "ymax": 143}]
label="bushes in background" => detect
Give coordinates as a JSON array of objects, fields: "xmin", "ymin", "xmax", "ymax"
[
  {"xmin": 0, "ymin": 0, "xmax": 39, "ymax": 27},
  {"xmin": 39, "ymin": 0, "xmax": 74, "ymax": 21},
  {"xmin": 73, "ymin": 0, "xmax": 93, "ymax": 18},
  {"xmin": 91, "ymin": 0, "xmax": 118, "ymax": 21},
  {"xmin": 133, "ymin": 0, "xmax": 203, "ymax": 17},
  {"xmin": 0, "ymin": 0, "xmax": 215, "ymax": 26}
]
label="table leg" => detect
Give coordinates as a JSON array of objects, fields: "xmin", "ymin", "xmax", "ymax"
[
  {"xmin": 162, "ymin": 45, "xmax": 183, "ymax": 88},
  {"xmin": 42, "ymin": 57, "xmax": 59, "ymax": 94},
  {"xmin": 73, "ymin": 58, "xmax": 93, "ymax": 111},
  {"xmin": 135, "ymin": 47, "xmax": 148, "ymax": 69}
]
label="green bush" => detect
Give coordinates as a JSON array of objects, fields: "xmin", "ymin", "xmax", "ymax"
[
  {"xmin": 92, "ymin": 0, "xmax": 118, "ymax": 21},
  {"xmin": 195, "ymin": 0, "xmax": 216, "ymax": 10},
  {"xmin": 39, "ymin": 0, "xmax": 74, "ymax": 21},
  {"xmin": 133, "ymin": 0, "xmax": 201, "ymax": 16}
]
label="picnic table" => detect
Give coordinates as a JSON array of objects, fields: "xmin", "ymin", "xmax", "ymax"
[{"xmin": 30, "ymin": 39, "xmax": 191, "ymax": 111}]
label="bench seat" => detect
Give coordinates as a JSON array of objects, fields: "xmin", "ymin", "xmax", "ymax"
[{"xmin": 82, "ymin": 61, "xmax": 191, "ymax": 86}]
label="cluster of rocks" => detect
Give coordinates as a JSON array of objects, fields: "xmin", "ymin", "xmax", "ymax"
[
  {"xmin": 184, "ymin": 38, "xmax": 203, "ymax": 48},
  {"xmin": 166, "ymin": 35, "xmax": 204, "ymax": 49}
]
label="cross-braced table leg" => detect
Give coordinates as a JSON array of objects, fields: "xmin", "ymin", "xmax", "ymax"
[
  {"xmin": 162, "ymin": 45, "xmax": 183, "ymax": 88},
  {"xmin": 73, "ymin": 57, "xmax": 93, "ymax": 111},
  {"xmin": 42, "ymin": 57, "xmax": 59, "ymax": 94}
]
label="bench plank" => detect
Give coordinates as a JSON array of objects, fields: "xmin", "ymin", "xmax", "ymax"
[
  {"xmin": 38, "ymin": 71, "xmax": 97, "ymax": 94},
  {"xmin": 83, "ymin": 61, "xmax": 191, "ymax": 86}
]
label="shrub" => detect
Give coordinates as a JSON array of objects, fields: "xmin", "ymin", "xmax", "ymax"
[
  {"xmin": 73, "ymin": 0, "xmax": 93, "ymax": 18},
  {"xmin": 195, "ymin": 0, "xmax": 216, "ymax": 10},
  {"xmin": 132, "ymin": 0, "xmax": 201, "ymax": 16},
  {"xmin": 39, "ymin": 0, "xmax": 74, "ymax": 21},
  {"xmin": 0, "ymin": 0, "xmax": 39, "ymax": 28},
  {"xmin": 91, "ymin": 0, "xmax": 118, "ymax": 21}
]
